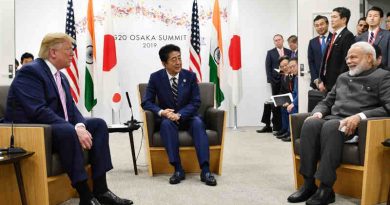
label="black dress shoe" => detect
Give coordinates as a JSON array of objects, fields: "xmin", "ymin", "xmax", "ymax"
[
  {"xmin": 200, "ymin": 172, "xmax": 217, "ymax": 186},
  {"xmin": 287, "ymin": 185, "xmax": 317, "ymax": 203},
  {"xmin": 282, "ymin": 136, "xmax": 291, "ymax": 142},
  {"xmin": 95, "ymin": 190, "xmax": 133, "ymax": 205},
  {"xmin": 306, "ymin": 187, "xmax": 335, "ymax": 205},
  {"xmin": 80, "ymin": 197, "xmax": 101, "ymax": 205},
  {"xmin": 276, "ymin": 132, "xmax": 289, "ymax": 139},
  {"xmin": 169, "ymin": 171, "xmax": 185, "ymax": 184},
  {"xmin": 382, "ymin": 138, "xmax": 390, "ymax": 147},
  {"xmin": 274, "ymin": 130, "xmax": 286, "ymax": 136},
  {"xmin": 256, "ymin": 126, "xmax": 272, "ymax": 133}
]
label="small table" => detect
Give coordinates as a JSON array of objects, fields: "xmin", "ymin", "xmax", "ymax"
[
  {"xmin": 0, "ymin": 151, "xmax": 34, "ymax": 205},
  {"xmin": 108, "ymin": 124, "xmax": 139, "ymax": 175}
]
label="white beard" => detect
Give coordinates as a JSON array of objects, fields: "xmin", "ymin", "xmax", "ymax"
[{"xmin": 349, "ymin": 64, "xmax": 365, "ymax": 76}]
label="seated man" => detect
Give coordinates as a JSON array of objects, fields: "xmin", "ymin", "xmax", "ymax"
[
  {"xmin": 279, "ymin": 58, "xmax": 299, "ymax": 142},
  {"xmin": 141, "ymin": 44, "xmax": 217, "ymax": 186},
  {"xmin": 4, "ymin": 33, "xmax": 132, "ymax": 205},
  {"xmin": 287, "ymin": 42, "xmax": 390, "ymax": 204}
]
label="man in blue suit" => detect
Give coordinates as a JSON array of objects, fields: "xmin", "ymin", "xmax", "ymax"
[
  {"xmin": 308, "ymin": 15, "xmax": 333, "ymax": 89},
  {"xmin": 141, "ymin": 44, "xmax": 217, "ymax": 186},
  {"xmin": 4, "ymin": 33, "xmax": 132, "ymax": 205}
]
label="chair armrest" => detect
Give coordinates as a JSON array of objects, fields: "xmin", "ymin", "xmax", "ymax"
[
  {"xmin": 357, "ymin": 117, "xmax": 390, "ymax": 165},
  {"xmin": 143, "ymin": 110, "xmax": 155, "ymax": 144},
  {"xmin": 290, "ymin": 113, "xmax": 311, "ymax": 140},
  {"xmin": 204, "ymin": 108, "xmax": 225, "ymax": 144},
  {"xmin": 0, "ymin": 123, "xmax": 52, "ymax": 174}
]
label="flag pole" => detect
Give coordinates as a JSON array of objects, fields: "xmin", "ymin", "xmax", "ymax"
[{"xmin": 233, "ymin": 105, "xmax": 238, "ymax": 130}]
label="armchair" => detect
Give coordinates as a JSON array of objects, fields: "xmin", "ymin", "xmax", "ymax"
[
  {"xmin": 290, "ymin": 113, "xmax": 390, "ymax": 205},
  {"xmin": 138, "ymin": 83, "xmax": 226, "ymax": 176},
  {"xmin": 0, "ymin": 85, "xmax": 90, "ymax": 205}
]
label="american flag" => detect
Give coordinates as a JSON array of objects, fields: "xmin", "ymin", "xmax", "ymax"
[
  {"xmin": 64, "ymin": 0, "xmax": 80, "ymax": 103},
  {"xmin": 189, "ymin": 0, "xmax": 202, "ymax": 81}
]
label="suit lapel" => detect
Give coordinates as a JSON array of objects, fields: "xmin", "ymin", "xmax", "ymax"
[
  {"xmin": 177, "ymin": 71, "xmax": 186, "ymax": 105},
  {"xmin": 161, "ymin": 70, "xmax": 175, "ymax": 106},
  {"xmin": 374, "ymin": 29, "xmax": 384, "ymax": 45},
  {"xmin": 40, "ymin": 59, "xmax": 61, "ymax": 99}
]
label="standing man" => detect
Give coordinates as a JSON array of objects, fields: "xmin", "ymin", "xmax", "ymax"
[
  {"xmin": 356, "ymin": 6, "xmax": 390, "ymax": 68},
  {"xmin": 308, "ymin": 15, "xmax": 333, "ymax": 89},
  {"xmin": 4, "ymin": 33, "xmax": 132, "ymax": 205},
  {"xmin": 288, "ymin": 35, "xmax": 298, "ymax": 58},
  {"xmin": 20, "ymin": 52, "xmax": 34, "ymax": 65},
  {"xmin": 265, "ymin": 34, "xmax": 292, "ymax": 96},
  {"xmin": 287, "ymin": 42, "xmax": 390, "ymax": 205},
  {"xmin": 258, "ymin": 34, "xmax": 292, "ymax": 133},
  {"xmin": 141, "ymin": 44, "xmax": 217, "ymax": 186},
  {"xmin": 317, "ymin": 7, "xmax": 355, "ymax": 93},
  {"xmin": 356, "ymin": 17, "xmax": 369, "ymax": 37}
]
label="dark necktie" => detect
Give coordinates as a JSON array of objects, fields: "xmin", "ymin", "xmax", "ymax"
[
  {"xmin": 171, "ymin": 77, "xmax": 178, "ymax": 106},
  {"xmin": 320, "ymin": 36, "xmax": 326, "ymax": 55},
  {"xmin": 368, "ymin": 31, "xmax": 374, "ymax": 44}
]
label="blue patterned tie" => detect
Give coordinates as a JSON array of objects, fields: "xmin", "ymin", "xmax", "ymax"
[{"xmin": 321, "ymin": 36, "xmax": 326, "ymax": 55}]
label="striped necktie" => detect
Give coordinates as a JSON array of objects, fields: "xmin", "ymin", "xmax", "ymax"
[
  {"xmin": 171, "ymin": 77, "xmax": 178, "ymax": 106},
  {"xmin": 368, "ymin": 32, "xmax": 374, "ymax": 44}
]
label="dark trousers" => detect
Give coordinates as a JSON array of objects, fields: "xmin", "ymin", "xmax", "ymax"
[
  {"xmin": 299, "ymin": 117, "xmax": 347, "ymax": 186},
  {"xmin": 159, "ymin": 116, "xmax": 210, "ymax": 168},
  {"xmin": 52, "ymin": 118, "xmax": 113, "ymax": 186},
  {"xmin": 260, "ymin": 102, "xmax": 281, "ymax": 131}
]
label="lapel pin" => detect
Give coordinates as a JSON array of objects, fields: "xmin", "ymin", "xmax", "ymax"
[{"xmin": 183, "ymin": 79, "xmax": 186, "ymax": 83}]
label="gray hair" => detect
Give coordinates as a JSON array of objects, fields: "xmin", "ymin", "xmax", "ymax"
[{"xmin": 350, "ymin": 41, "xmax": 377, "ymax": 63}]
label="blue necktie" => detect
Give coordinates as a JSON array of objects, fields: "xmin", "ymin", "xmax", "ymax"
[{"xmin": 320, "ymin": 36, "xmax": 326, "ymax": 55}]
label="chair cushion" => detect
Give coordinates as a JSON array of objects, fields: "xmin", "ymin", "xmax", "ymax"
[
  {"xmin": 293, "ymin": 138, "xmax": 360, "ymax": 165},
  {"xmin": 151, "ymin": 130, "xmax": 219, "ymax": 147},
  {"xmin": 49, "ymin": 151, "xmax": 89, "ymax": 177}
]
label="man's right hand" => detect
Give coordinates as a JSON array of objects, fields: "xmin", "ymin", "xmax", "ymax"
[
  {"xmin": 318, "ymin": 82, "xmax": 327, "ymax": 93},
  {"xmin": 161, "ymin": 109, "xmax": 175, "ymax": 118}
]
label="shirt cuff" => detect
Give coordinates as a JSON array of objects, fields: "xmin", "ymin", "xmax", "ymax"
[
  {"xmin": 358, "ymin": 112, "xmax": 367, "ymax": 120},
  {"xmin": 75, "ymin": 123, "xmax": 86, "ymax": 130},
  {"xmin": 158, "ymin": 110, "xmax": 163, "ymax": 117}
]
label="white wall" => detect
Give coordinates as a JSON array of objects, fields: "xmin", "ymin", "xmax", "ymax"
[
  {"xmin": 15, "ymin": 0, "xmax": 298, "ymax": 126},
  {"xmin": 297, "ymin": 0, "xmax": 360, "ymax": 113},
  {"xmin": 0, "ymin": 0, "xmax": 15, "ymax": 85}
]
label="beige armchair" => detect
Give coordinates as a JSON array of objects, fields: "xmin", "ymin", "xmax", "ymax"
[
  {"xmin": 290, "ymin": 113, "xmax": 390, "ymax": 205},
  {"xmin": 138, "ymin": 83, "xmax": 226, "ymax": 176}
]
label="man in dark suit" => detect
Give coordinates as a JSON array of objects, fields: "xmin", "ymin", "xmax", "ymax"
[
  {"xmin": 356, "ymin": 6, "xmax": 390, "ymax": 68},
  {"xmin": 4, "ymin": 33, "xmax": 132, "ymax": 205},
  {"xmin": 317, "ymin": 7, "xmax": 355, "ymax": 93},
  {"xmin": 308, "ymin": 15, "xmax": 333, "ymax": 89},
  {"xmin": 287, "ymin": 42, "xmax": 390, "ymax": 204},
  {"xmin": 288, "ymin": 35, "xmax": 298, "ymax": 58},
  {"xmin": 257, "ymin": 34, "xmax": 292, "ymax": 133},
  {"xmin": 141, "ymin": 44, "xmax": 217, "ymax": 186}
]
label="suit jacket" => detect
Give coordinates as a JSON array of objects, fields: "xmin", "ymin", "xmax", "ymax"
[
  {"xmin": 356, "ymin": 28, "xmax": 390, "ymax": 68},
  {"xmin": 4, "ymin": 58, "xmax": 85, "ymax": 125},
  {"xmin": 141, "ymin": 69, "xmax": 201, "ymax": 121},
  {"xmin": 319, "ymin": 28, "xmax": 355, "ymax": 91},
  {"xmin": 265, "ymin": 47, "xmax": 292, "ymax": 84},
  {"xmin": 313, "ymin": 68, "xmax": 390, "ymax": 118},
  {"xmin": 308, "ymin": 33, "xmax": 333, "ymax": 86}
]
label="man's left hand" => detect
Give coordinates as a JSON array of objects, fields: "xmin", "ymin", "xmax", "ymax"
[
  {"xmin": 339, "ymin": 114, "xmax": 361, "ymax": 136},
  {"xmin": 287, "ymin": 104, "xmax": 294, "ymax": 113}
]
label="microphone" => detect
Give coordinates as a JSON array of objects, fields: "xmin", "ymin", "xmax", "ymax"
[
  {"xmin": 125, "ymin": 92, "xmax": 140, "ymax": 130},
  {"xmin": 8, "ymin": 99, "xmax": 26, "ymax": 154}
]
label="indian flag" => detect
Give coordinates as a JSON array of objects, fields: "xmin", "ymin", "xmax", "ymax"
[
  {"xmin": 85, "ymin": 0, "xmax": 97, "ymax": 112},
  {"xmin": 209, "ymin": 0, "xmax": 224, "ymax": 107}
]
